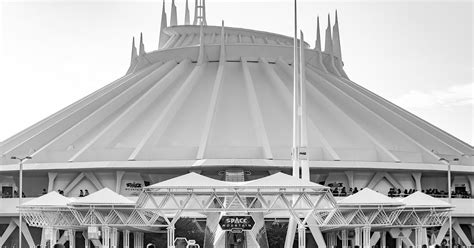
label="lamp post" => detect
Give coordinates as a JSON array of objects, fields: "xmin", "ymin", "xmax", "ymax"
[
  {"xmin": 439, "ymin": 157, "xmax": 452, "ymax": 248},
  {"xmin": 11, "ymin": 155, "xmax": 32, "ymax": 248}
]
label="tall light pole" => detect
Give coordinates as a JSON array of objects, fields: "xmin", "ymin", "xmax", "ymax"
[
  {"xmin": 439, "ymin": 157, "xmax": 452, "ymax": 248},
  {"xmin": 11, "ymin": 155, "xmax": 32, "ymax": 248}
]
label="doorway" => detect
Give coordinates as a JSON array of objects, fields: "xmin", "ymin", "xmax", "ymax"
[{"xmin": 225, "ymin": 231, "xmax": 246, "ymax": 248}]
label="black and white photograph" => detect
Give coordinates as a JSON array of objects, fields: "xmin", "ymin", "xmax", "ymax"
[{"xmin": 0, "ymin": 0, "xmax": 472, "ymax": 248}]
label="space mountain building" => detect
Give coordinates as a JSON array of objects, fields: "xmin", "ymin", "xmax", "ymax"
[{"xmin": 1, "ymin": 1, "xmax": 473, "ymax": 248}]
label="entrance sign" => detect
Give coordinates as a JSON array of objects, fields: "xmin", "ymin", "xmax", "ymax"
[{"xmin": 219, "ymin": 215, "xmax": 255, "ymax": 230}]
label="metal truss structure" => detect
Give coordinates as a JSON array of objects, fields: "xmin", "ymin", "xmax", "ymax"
[{"xmin": 21, "ymin": 187, "xmax": 450, "ymax": 233}]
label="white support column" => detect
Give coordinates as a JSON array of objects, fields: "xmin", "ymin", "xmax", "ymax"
[
  {"xmin": 167, "ymin": 227, "xmax": 175, "ymax": 248},
  {"xmin": 68, "ymin": 229, "xmax": 75, "ymax": 248},
  {"xmin": 48, "ymin": 228, "xmax": 58, "ymax": 248},
  {"xmin": 354, "ymin": 228, "xmax": 362, "ymax": 247},
  {"xmin": 415, "ymin": 227, "xmax": 423, "ymax": 248},
  {"xmin": 134, "ymin": 232, "xmax": 144, "ymax": 248},
  {"xmin": 82, "ymin": 230, "xmax": 90, "ymax": 248},
  {"xmin": 110, "ymin": 228, "xmax": 118, "ymax": 248},
  {"xmin": 412, "ymin": 172, "xmax": 422, "ymax": 191},
  {"xmin": 298, "ymin": 225, "xmax": 306, "ymax": 248},
  {"xmin": 380, "ymin": 231, "xmax": 387, "ymax": 248},
  {"xmin": 396, "ymin": 238, "xmax": 402, "ymax": 248},
  {"xmin": 327, "ymin": 232, "xmax": 337, "ymax": 248},
  {"xmin": 102, "ymin": 227, "xmax": 110, "ymax": 248},
  {"xmin": 362, "ymin": 227, "xmax": 371, "ymax": 248},
  {"xmin": 47, "ymin": 172, "xmax": 57, "ymax": 192},
  {"xmin": 123, "ymin": 230, "xmax": 130, "ymax": 248},
  {"xmin": 341, "ymin": 230, "xmax": 349, "ymax": 248}
]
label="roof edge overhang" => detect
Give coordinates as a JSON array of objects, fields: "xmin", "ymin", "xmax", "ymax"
[{"xmin": 1, "ymin": 159, "xmax": 472, "ymax": 173}]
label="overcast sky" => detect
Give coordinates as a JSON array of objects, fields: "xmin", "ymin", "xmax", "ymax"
[{"xmin": 0, "ymin": 0, "xmax": 472, "ymax": 145}]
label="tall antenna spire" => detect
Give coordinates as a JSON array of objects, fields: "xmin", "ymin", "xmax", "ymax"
[
  {"xmin": 193, "ymin": 0, "xmax": 207, "ymax": 25},
  {"xmin": 332, "ymin": 10, "xmax": 342, "ymax": 59},
  {"xmin": 299, "ymin": 30, "xmax": 309, "ymax": 181},
  {"xmin": 184, "ymin": 0, "xmax": 190, "ymax": 25},
  {"xmin": 159, "ymin": 0, "xmax": 169, "ymax": 49},
  {"xmin": 197, "ymin": 21, "xmax": 206, "ymax": 64},
  {"xmin": 315, "ymin": 16, "xmax": 321, "ymax": 51},
  {"xmin": 170, "ymin": 0, "xmax": 177, "ymax": 26},
  {"xmin": 139, "ymin": 32, "xmax": 146, "ymax": 56},
  {"xmin": 219, "ymin": 20, "xmax": 226, "ymax": 62},
  {"xmin": 130, "ymin": 37, "xmax": 138, "ymax": 62},
  {"xmin": 324, "ymin": 13, "xmax": 333, "ymax": 54}
]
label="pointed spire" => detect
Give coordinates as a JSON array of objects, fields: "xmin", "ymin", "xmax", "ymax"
[
  {"xmin": 130, "ymin": 37, "xmax": 138, "ymax": 61},
  {"xmin": 219, "ymin": 20, "xmax": 226, "ymax": 62},
  {"xmin": 170, "ymin": 0, "xmax": 177, "ymax": 26},
  {"xmin": 193, "ymin": 0, "xmax": 207, "ymax": 25},
  {"xmin": 139, "ymin": 32, "xmax": 145, "ymax": 56},
  {"xmin": 159, "ymin": 0, "xmax": 169, "ymax": 49},
  {"xmin": 197, "ymin": 21, "xmax": 206, "ymax": 64},
  {"xmin": 315, "ymin": 16, "xmax": 321, "ymax": 51},
  {"xmin": 332, "ymin": 10, "xmax": 342, "ymax": 59},
  {"xmin": 324, "ymin": 14, "xmax": 333, "ymax": 54},
  {"xmin": 184, "ymin": 0, "xmax": 190, "ymax": 25}
]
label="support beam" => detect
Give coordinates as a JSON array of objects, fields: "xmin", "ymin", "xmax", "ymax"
[
  {"xmin": 82, "ymin": 230, "xmax": 90, "ymax": 248},
  {"xmin": 380, "ymin": 231, "xmax": 387, "ymax": 248},
  {"xmin": 102, "ymin": 227, "xmax": 110, "ymax": 248},
  {"xmin": 370, "ymin": 231, "xmax": 381, "ymax": 247},
  {"xmin": 0, "ymin": 220, "xmax": 16, "ymax": 247},
  {"xmin": 345, "ymin": 171, "xmax": 354, "ymax": 188},
  {"xmin": 123, "ymin": 230, "xmax": 130, "ymax": 248},
  {"xmin": 68, "ymin": 61, "xmax": 176, "ymax": 161},
  {"xmin": 129, "ymin": 62, "xmax": 205, "ymax": 160},
  {"xmin": 242, "ymin": 57, "xmax": 273, "ymax": 159},
  {"xmin": 411, "ymin": 172, "xmax": 422, "ymax": 191},
  {"xmin": 310, "ymin": 65, "xmax": 448, "ymax": 163},
  {"xmin": 362, "ymin": 227, "xmax": 371, "ymax": 248},
  {"xmin": 341, "ymin": 230, "xmax": 349, "ymax": 248},
  {"xmin": 298, "ymin": 225, "xmax": 306, "ymax": 248},
  {"xmin": 64, "ymin": 172, "xmax": 85, "ymax": 195},
  {"xmin": 196, "ymin": 53, "xmax": 226, "ymax": 159},
  {"xmin": 307, "ymin": 218, "xmax": 327, "ymax": 248},
  {"xmin": 267, "ymin": 57, "xmax": 340, "ymax": 161},
  {"xmin": 435, "ymin": 220, "xmax": 449, "ymax": 245},
  {"xmin": 68, "ymin": 229, "xmax": 76, "ymax": 248},
  {"xmin": 303, "ymin": 66, "xmax": 401, "ymax": 163},
  {"xmin": 47, "ymin": 172, "xmax": 57, "ymax": 192},
  {"xmin": 84, "ymin": 172, "xmax": 103, "ymax": 190},
  {"xmin": 453, "ymin": 221, "xmax": 473, "ymax": 247},
  {"xmin": 354, "ymin": 227, "xmax": 361, "ymax": 247},
  {"xmin": 115, "ymin": 171, "xmax": 125, "ymax": 193}
]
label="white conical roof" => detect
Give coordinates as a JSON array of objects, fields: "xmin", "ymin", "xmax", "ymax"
[
  {"xmin": 22, "ymin": 191, "xmax": 73, "ymax": 207},
  {"xmin": 338, "ymin": 188, "xmax": 403, "ymax": 206},
  {"xmin": 1, "ymin": 25, "xmax": 471, "ymax": 168},
  {"xmin": 70, "ymin": 187, "xmax": 135, "ymax": 205},
  {"xmin": 400, "ymin": 191, "xmax": 451, "ymax": 208}
]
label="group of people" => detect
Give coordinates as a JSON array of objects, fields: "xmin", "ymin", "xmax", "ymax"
[
  {"xmin": 330, "ymin": 186, "xmax": 361, "ymax": 196},
  {"xmin": 1, "ymin": 190, "xmax": 25, "ymax": 198},
  {"xmin": 387, "ymin": 188, "xmax": 417, "ymax": 197},
  {"xmin": 79, "ymin": 189, "xmax": 90, "ymax": 197}
]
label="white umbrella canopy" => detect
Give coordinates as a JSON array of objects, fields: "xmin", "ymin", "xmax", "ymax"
[
  {"xmin": 241, "ymin": 172, "xmax": 327, "ymax": 189},
  {"xmin": 22, "ymin": 191, "xmax": 73, "ymax": 207},
  {"xmin": 400, "ymin": 191, "xmax": 452, "ymax": 208},
  {"xmin": 146, "ymin": 172, "xmax": 233, "ymax": 189},
  {"xmin": 70, "ymin": 187, "xmax": 135, "ymax": 206},
  {"xmin": 337, "ymin": 188, "xmax": 404, "ymax": 206}
]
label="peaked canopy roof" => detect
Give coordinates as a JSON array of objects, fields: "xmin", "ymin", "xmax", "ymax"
[
  {"xmin": 22, "ymin": 191, "xmax": 73, "ymax": 207},
  {"xmin": 147, "ymin": 172, "xmax": 233, "ymax": 188},
  {"xmin": 241, "ymin": 172, "xmax": 327, "ymax": 189},
  {"xmin": 400, "ymin": 191, "xmax": 452, "ymax": 208},
  {"xmin": 70, "ymin": 188, "xmax": 135, "ymax": 206},
  {"xmin": 337, "ymin": 188, "xmax": 403, "ymax": 206}
]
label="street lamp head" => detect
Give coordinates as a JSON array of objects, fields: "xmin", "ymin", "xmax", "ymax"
[
  {"xmin": 26, "ymin": 156, "xmax": 32, "ymax": 159},
  {"xmin": 11, "ymin": 156, "xmax": 17, "ymax": 159},
  {"xmin": 439, "ymin": 157, "xmax": 449, "ymax": 163}
]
